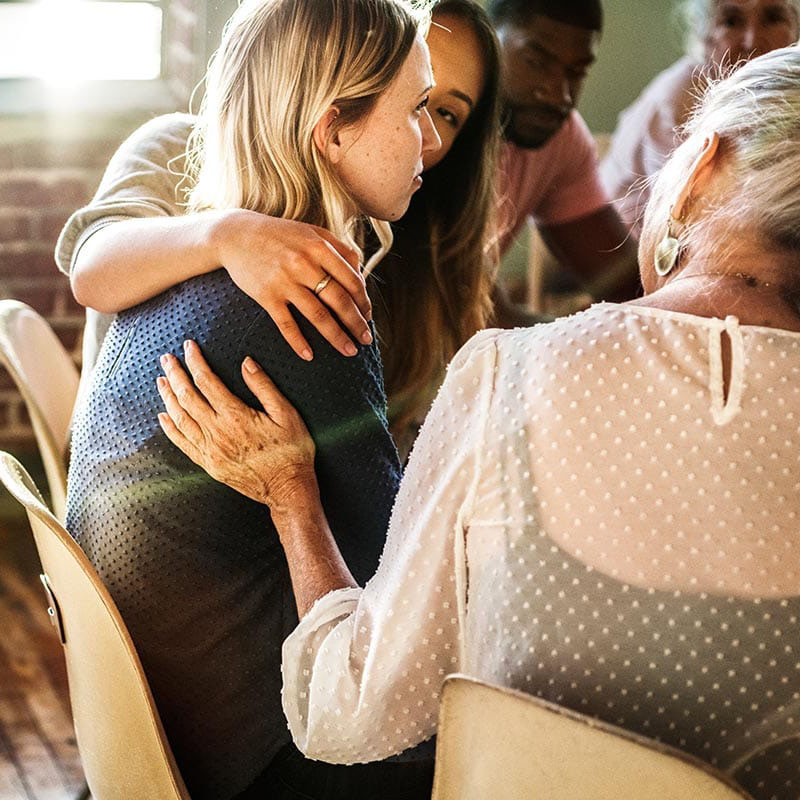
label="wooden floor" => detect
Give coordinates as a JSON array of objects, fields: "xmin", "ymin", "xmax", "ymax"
[{"xmin": 0, "ymin": 482, "xmax": 86, "ymax": 800}]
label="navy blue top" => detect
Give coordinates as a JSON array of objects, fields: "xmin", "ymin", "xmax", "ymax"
[{"xmin": 67, "ymin": 269, "xmax": 401, "ymax": 799}]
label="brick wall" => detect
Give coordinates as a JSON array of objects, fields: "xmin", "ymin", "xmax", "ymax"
[
  {"xmin": 0, "ymin": 133, "xmax": 122, "ymax": 444},
  {"xmin": 0, "ymin": 0, "xmax": 205, "ymax": 452}
]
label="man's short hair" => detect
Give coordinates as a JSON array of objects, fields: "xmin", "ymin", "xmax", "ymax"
[{"xmin": 487, "ymin": 0, "xmax": 603, "ymax": 32}]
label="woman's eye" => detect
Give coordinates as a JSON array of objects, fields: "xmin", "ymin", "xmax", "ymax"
[
  {"xmin": 414, "ymin": 96, "xmax": 429, "ymax": 115},
  {"xmin": 764, "ymin": 8, "xmax": 790, "ymax": 24},
  {"xmin": 436, "ymin": 108, "xmax": 459, "ymax": 128},
  {"xmin": 720, "ymin": 12, "xmax": 743, "ymax": 27}
]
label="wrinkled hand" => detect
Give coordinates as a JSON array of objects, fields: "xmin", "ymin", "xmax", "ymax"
[
  {"xmin": 212, "ymin": 210, "xmax": 372, "ymax": 360},
  {"xmin": 156, "ymin": 340, "xmax": 318, "ymax": 509}
]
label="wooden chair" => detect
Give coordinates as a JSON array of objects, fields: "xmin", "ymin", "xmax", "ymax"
[
  {"xmin": 0, "ymin": 451, "xmax": 191, "ymax": 800},
  {"xmin": 432, "ymin": 675, "xmax": 753, "ymax": 800},
  {"xmin": 0, "ymin": 300, "xmax": 79, "ymax": 520}
]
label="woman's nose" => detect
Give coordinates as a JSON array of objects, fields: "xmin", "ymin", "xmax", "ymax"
[{"xmin": 421, "ymin": 108, "xmax": 442, "ymax": 155}]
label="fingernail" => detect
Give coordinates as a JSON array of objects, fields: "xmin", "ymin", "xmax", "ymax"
[
  {"xmin": 160, "ymin": 354, "xmax": 169, "ymax": 369},
  {"xmin": 156, "ymin": 376, "xmax": 166, "ymax": 389},
  {"xmin": 183, "ymin": 340, "xmax": 192, "ymax": 353},
  {"xmin": 301, "ymin": 349, "xmax": 313, "ymax": 361},
  {"xmin": 345, "ymin": 342, "xmax": 357, "ymax": 356},
  {"xmin": 361, "ymin": 329, "xmax": 372, "ymax": 345},
  {"xmin": 243, "ymin": 356, "xmax": 258, "ymax": 373}
]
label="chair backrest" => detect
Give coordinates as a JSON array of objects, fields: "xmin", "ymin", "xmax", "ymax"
[
  {"xmin": 0, "ymin": 300, "xmax": 79, "ymax": 520},
  {"xmin": 432, "ymin": 675, "xmax": 753, "ymax": 800},
  {"xmin": 0, "ymin": 451, "xmax": 191, "ymax": 800}
]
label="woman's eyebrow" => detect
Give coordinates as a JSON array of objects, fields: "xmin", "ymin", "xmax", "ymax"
[{"xmin": 446, "ymin": 88, "xmax": 474, "ymax": 109}]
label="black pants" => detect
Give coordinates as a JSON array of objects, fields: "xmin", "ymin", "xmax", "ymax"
[{"xmin": 235, "ymin": 742, "xmax": 435, "ymax": 800}]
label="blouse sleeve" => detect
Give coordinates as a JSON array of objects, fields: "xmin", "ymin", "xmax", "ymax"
[{"xmin": 281, "ymin": 329, "xmax": 501, "ymax": 764}]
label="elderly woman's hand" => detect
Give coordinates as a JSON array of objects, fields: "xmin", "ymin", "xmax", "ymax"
[{"xmin": 156, "ymin": 340, "xmax": 317, "ymax": 510}]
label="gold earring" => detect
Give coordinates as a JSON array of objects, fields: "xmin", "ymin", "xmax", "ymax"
[{"xmin": 654, "ymin": 207, "xmax": 684, "ymax": 277}]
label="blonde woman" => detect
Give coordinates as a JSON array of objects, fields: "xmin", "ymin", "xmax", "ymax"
[
  {"xmin": 66, "ymin": 1, "xmax": 441, "ymax": 798},
  {"xmin": 159, "ymin": 47, "xmax": 800, "ymax": 799}
]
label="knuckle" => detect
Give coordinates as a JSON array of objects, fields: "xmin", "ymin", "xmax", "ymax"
[
  {"xmin": 308, "ymin": 304, "xmax": 330, "ymax": 324},
  {"xmin": 274, "ymin": 316, "xmax": 296, "ymax": 333}
]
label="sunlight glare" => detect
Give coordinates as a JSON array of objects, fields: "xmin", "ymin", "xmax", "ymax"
[{"xmin": 0, "ymin": 0, "xmax": 162, "ymax": 84}]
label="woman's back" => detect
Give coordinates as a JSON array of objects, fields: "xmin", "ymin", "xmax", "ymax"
[
  {"xmin": 66, "ymin": 269, "xmax": 401, "ymax": 797},
  {"xmin": 465, "ymin": 304, "xmax": 800, "ymax": 798}
]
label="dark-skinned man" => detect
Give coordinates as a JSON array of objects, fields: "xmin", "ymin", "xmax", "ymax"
[{"xmin": 489, "ymin": 0, "xmax": 640, "ymax": 325}]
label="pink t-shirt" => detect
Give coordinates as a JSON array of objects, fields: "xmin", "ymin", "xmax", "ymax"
[{"xmin": 496, "ymin": 110, "xmax": 609, "ymax": 255}]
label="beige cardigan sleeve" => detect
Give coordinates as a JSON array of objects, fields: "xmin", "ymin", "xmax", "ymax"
[{"xmin": 54, "ymin": 112, "xmax": 195, "ymax": 275}]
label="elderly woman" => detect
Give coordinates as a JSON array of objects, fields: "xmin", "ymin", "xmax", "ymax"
[
  {"xmin": 158, "ymin": 47, "xmax": 800, "ymax": 799},
  {"xmin": 600, "ymin": 0, "xmax": 799, "ymax": 236}
]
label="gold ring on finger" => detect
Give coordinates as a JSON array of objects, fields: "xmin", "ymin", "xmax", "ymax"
[{"xmin": 313, "ymin": 273, "xmax": 332, "ymax": 295}]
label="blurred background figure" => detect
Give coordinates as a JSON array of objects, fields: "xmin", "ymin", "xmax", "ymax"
[{"xmin": 600, "ymin": 0, "xmax": 800, "ymax": 237}]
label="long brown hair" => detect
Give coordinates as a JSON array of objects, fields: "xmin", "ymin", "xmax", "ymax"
[{"xmin": 371, "ymin": 0, "xmax": 502, "ymax": 438}]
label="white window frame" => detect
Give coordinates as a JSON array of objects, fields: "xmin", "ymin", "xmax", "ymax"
[{"xmin": 0, "ymin": 0, "xmax": 188, "ymax": 115}]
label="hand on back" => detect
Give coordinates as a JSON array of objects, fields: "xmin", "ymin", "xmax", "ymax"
[{"xmin": 214, "ymin": 210, "xmax": 373, "ymax": 360}]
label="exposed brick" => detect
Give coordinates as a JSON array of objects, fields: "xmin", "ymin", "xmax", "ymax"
[
  {"xmin": 0, "ymin": 245, "xmax": 60, "ymax": 278},
  {"xmin": 171, "ymin": 0, "xmax": 200, "ymax": 17},
  {"xmin": 0, "ymin": 176, "xmax": 91, "ymax": 209},
  {"xmin": 49, "ymin": 319, "xmax": 84, "ymax": 354},
  {"xmin": 13, "ymin": 399, "xmax": 31, "ymax": 429},
  {"xmin": 0, "ymin": 145, "xmax": 14, "ymax": 172},
  {"xmin": 0, "ymin": 366, "xmax": 18, "ymax": 392},
  {"xmin": 0, "ymin": 212, "xmax": 34, "ymax": 242},
  {"xmin": 169, "ymin": 15, "xmax": 198, "ymax": 53},
  {"xmin": 0, "ymin": 177, "xmax": 52, "ymax": 207},
  {"xmin": 55, "ymin": 286, "xmax": 85, "ymax": 318},
  {"xmin": 35, "ymin": 208, "xmax": 73, "ymax": 245},
  {"xmin": 0, "ymin": 283, "xmax": 59, "ymax": 316},
  {"xmin": 11, "ymin": 140, "xmax": 120, "ymax": 171}
]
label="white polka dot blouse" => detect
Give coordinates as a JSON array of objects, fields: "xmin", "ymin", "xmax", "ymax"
[{"xmin": 282, "ymin": 303, "xmax": 800, "ymax": 800}]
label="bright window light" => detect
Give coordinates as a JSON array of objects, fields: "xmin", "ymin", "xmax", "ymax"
[{"xmin": 0, "ymin": 1, "xmax": 162, "ymax": 84}]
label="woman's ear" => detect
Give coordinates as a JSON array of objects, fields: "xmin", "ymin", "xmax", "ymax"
[
  {"xmin": 312, "ymin": 107, "xmax": 342, "ymax": 162},
  {"xmin": 671, "ymin": 131, "xmax": 721, "ymax": 220}
]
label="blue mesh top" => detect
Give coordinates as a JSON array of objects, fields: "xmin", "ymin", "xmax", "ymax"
[{"xmin": 66, "ymin": 268, "xmax": 401, "ymax": 799}]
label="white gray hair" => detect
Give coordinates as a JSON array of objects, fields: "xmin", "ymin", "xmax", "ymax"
[{"xmin": 642, "ymin": 46, "xmax": 800, "ymax": 278}]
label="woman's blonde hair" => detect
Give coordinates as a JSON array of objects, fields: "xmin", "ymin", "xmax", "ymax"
[
  {"xmin": 186, "ymin": 0, "xmax": 425, "ymax": 270},
  {"xmin": 642, "ymin": 46, "xmax": 800, "ymax": 281}
]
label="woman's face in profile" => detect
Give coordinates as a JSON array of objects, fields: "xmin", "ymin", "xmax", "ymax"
[
  {"xmin": 704, "ymin": 0, "xmax": 799, "ymax": 69},
  {"xmin": 331, "ymin": 35, "xmax": 441, "ymax": 221},
  {"xmin": 423, "ymin": 12, "xmax": 487, "ymax": 170}
]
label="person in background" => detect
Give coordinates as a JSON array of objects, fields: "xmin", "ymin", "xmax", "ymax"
[
  {"xmin": 600, "ymin": 0, "xmax": 800, "ymax": 237},
  {"xmin": 158, "ymin": 46, "xmax": 800, "ymax": 800},
  {"xmin": 488, "ymin": 0, "xmax": 641, "ymax": 308},
  {"xmin": 66, "ymin": 0, "xmax": 442, "ymax": 797},
  {"xmin": 55, "ymin": 0, "xmax": 502, "ymax": 452}
]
